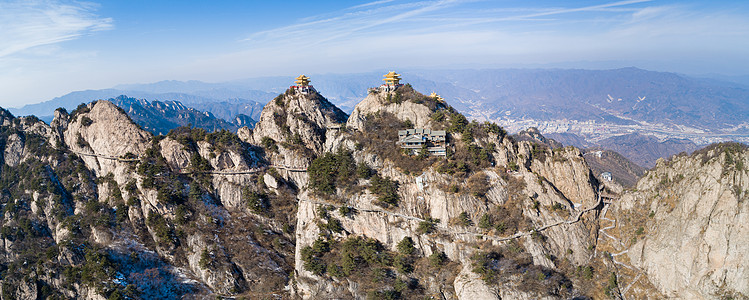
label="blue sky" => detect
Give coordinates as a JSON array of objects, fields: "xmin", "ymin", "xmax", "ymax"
[{"xmin": 1, "ymin": 0, "xmax": 748, "ymax": 107}]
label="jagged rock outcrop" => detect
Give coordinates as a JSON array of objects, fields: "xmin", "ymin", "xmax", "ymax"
[
  {"xmin": 514, "ymin": 127, "xmax": 563, "ymax": 149},
  {"xmin": 347, "ymin": 85, "xmax": 443, "ymax": 130},
  {"xmin": 1, "ymin": 114, "xmax": 61, "ymax": 168},
  {"xmin": 232, "ymin": 114, "xmax": 255, "ymax": 128},
  {"xmin": 523, "ymin": 144, "xmax": 599, "ymax": 208},
  {"xmin": 250, "ymin": 89, "xmax": 347, "ymax": 154},
  {"xmin": 0, "ymin": 102, "xmax": 294, "ymax": 299},
  {"xmin": 60, "ymin": 100, "xmax": 152, "ymax": 177},
  {"xmin": 2, "ymin": 78, "xmax": 745, "ymax": 300},
  {"xmin": 246, "ymin": 88, "xmax": 347, "ymax": 186},
  {"xmin": 0, "ymin": 108, "xmax": 14, "ymax": 126},
  {"xmin": 159, "ymin": 137, "xmax": 192, "ymax": 170},
  {"xmin": 616, "ymin": 143, "xmax": 749, "ymax": 299},
  {"xmin": 3, "ymin": 133, "xmax": 25, "ymax": 167}
]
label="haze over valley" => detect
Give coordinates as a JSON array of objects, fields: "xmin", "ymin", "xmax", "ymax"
[{"xmin": 14, "ymin": 67, "xmax": 748, "ymax": 167}]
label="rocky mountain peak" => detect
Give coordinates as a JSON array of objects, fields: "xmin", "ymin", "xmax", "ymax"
[
  {"xmin": 1, "ymin": 111, "xmax": 59, "ymax": 168},
  {"xmin": 0, "ymin": 107, "xmax": 14, "ymax": 126},
  {"xmin": 249, "ymin": 88, "xmax": 347, "ymax": 160},
  {"xmin": 60, "ymin": 100, "xmax": 152, "ymax": 176},
  {"xmin": 347, "ymin": 84, "xmax": 448, "ymax": 130},
  {"xmin": 232, "ymin": 114, "xmax": 254, "ymax": 127},
  {"xmin": 1, "ymin": 74, "xmax": 746, "ymax": 299},
  {"xmin": 514, "ymin": 127, "xmax": 563, "ymax": 149}
]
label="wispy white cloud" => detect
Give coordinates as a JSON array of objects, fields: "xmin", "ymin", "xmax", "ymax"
[
  {"xmin": 347, "ymin": 0, "xmax": 397, "ymax": 10},
  {"xmin": 3, "ymin": 0, "xmax": 748, "ymax": 107},
  {"xmin": 213, "ymin": 0, "xmax": 749, "ymax": 79},
  {"xmin": 314, "ymin": 0, "xmax": 463, "ymax": 44},
  {"xmin": 395, "ymin": 0, "xmax": 653, "ymax": 28},
  {"xmin": 511, "ymin": 0, "xmax": 653, "ymax": 19},
  {"xmin": 0, "ymin": 0, "xmax": 112, "ymax": 58},
  {"xmin": 243, "ymin": 0, "xmax": 654, "ymax": 47},
  {"xmin": 244, "ymin": 0, "xmax": 464, "ymax": 45}
]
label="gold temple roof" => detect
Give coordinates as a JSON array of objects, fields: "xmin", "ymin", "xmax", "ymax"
[
  {"xmin": 429, "ymin": 92, "xmax": 444, "ymax": 102},
  {"xmin": 382, "ymin": 71, "xmax": 402, "ymax": 85},
  {"xmin": 295, "ymin": 74, "xmax": 311, "ymax": 86}
]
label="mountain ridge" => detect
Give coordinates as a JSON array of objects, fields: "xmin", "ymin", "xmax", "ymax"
[
  {"xmin": 10, "ymin": 88, "xmax": 269, "ymax": 124},
  {"xmin": 106, "ymin": 95, "xmax": 253, "ymax": 135},
  {"xmin": 15, "ymin": 68, "xmax": 748, "ymax": 146},
  {"xmin": 0, "ymin": 80, "xmax": 745, "ymax": 298}
]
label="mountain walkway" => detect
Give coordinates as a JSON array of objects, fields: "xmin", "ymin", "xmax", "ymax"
[
  {"xmin": 299, "ymin": 190, "xmax": 604, "ymax": 243},
  {"xmin": 73, "ymin": 148, "xmax": 604, "ymax": 243},
  {"xmin": 70, "ymin": 150, "xmax": 308, "ymax": 174},
  {"xmin": 73, "ymin": 148, "xmax": 643, "ymax": 296},
  {"xmin": 71, "ymin": 150, "xmax": 140, "ymax": 162},
  {"xmin": 301, "ymin": 190, "xmax": 646, "ymax": 297},
  {"xmin": 596, "ymin": 200, "xmax": 643, "ymax": 300}
]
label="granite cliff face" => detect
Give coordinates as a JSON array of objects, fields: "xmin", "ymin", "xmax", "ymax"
[
  {"xmin": 61, "ymin": 101, "xmax": 152, "ymax": 177},
  {"xmin": 611, "ymin": 143, "xmax": 749, "ymax": 299},
  {"xmin": 291, "ymin": 86, "xmax": 607, "ymax": 299},
  {"xmin": 244, "ymin": 88, "xmax": 347, "ymax": 186},
  {"xmin": 347, "ymin": 85, "xmax": 441, "ymax": 131},
  {"xmin": 0, "ymin": 102, "xmax": 294, "ymax": 298},
  {"xmin": 0, "ymin": 82, "xmax": 746, "ymax": 299}
]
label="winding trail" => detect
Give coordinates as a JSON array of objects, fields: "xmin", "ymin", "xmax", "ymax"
[
  {"xmin": 622, "ymin": 272, "xmax": 643, "ymax": 294},
  {"xmin": 71, "ymin": 150, "xmax": 308, "ymax": 175},
  {"xmin": 71, "ymin": 150, "xmax": 140, "ymax": 162},
  {"xmin": 74, "ymin": 148, "xmax": 646, "ymax": 296},
  {"xmin": 598, "ymin": 204, "xmax": 624, "ymax": 248},
  {"xmin": 302, "ymin": 186, "xmax": 640, "ymax": 298},
  {"xmin": 299, "ymin": 190, "xmax": 603, "ymax": 243},
  {"xmin": 596, "ymin": 201, "xmax": 644, "ymax": 300},
  {"xmin": 269, "ymin": 165, "xmax": 308, "ymax": 172}
]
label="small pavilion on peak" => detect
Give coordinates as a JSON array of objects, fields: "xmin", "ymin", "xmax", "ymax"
[
  {"xmin": 383, "ymin": 71, "xmax": 402, "ymax": 85},
  {"xmin": 429, "ymin": 92, "xmax": 444, "ymax": 102},
  {"xmin": 371, "ymin": 71, "xmax": 404, "ymax": 92},
  {"xmin": 295, "ymin": 75, "xmax": 311, "ymax": 86},
  {"xmin": 291, "ymin": 74, "xmax": 315, "ymax": 94}
]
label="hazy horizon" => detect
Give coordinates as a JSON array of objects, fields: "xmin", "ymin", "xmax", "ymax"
[{"xmin": 2, "ymin": 0, "xmax": 748, "ymax": 107}]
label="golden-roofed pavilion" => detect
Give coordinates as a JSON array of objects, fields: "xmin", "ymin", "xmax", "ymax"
[
  {"xmin": 382, "ymin": 71, "xmax": 402, "ymax": 86},
  {"xmin": 295, "ymin": 74, "xmax": 311, "ymax": 86},
  {"xmin": 429, "ymin": 92, "xmax": 444, "ymax": 102}
]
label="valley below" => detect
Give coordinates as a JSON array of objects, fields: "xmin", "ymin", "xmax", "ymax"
[{"xmin": 493, "ymin": 116, "xmax": 749, "ymax": 146}]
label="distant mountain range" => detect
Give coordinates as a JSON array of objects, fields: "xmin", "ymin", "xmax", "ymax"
[
  {"xmin": 107, "ymin": 95, "xmax": 250, "ymax": 135},
  {"xmin": 15, "ymin": 68, "xmax": 749, "ymax": 131},
  {"xmin": 25, "ymin": 68, "xmax": 749, "ymax": 131},
  {"xmin": 593, "ymin": 133, "xmax": 698, "ymax": 168},
  {"xmin": 414, "ymin": 68, "xmax": 749, "ymax": 130},
  {"xmin": 545, "ymin": 131, "xmax": 699, "ymax": 168},
  {"xmin": 10, "ymin": 86, "xmax": 270, "ymax": 124},
  {"xmin": 10, "ymin": 67, "xmax": 748, "ymax": 168}
]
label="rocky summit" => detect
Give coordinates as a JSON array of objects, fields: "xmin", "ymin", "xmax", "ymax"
[{"xmin": 0, "ymin": 80, "xmax": 746, "ymax": 299}]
